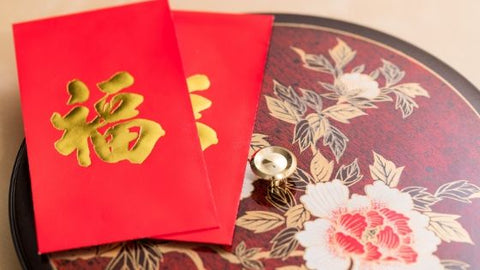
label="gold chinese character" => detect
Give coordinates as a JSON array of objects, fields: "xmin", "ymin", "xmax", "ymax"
[
  {"xmin": 186, "ymin": 74, "xmax": 218, "ymax": 151},
  {"xmin": 51, "ymin": 72, "xmax": 165, "ymax": 167}
]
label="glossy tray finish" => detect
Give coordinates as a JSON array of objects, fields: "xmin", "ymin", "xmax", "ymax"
[{"xmin": 10, "ymin": 14, "xmax": 480, "ymax": 269}]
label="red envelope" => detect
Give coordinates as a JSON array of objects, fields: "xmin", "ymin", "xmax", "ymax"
[
  {"xmin": 13, "ymin": 1, "xmax": 218, "ymax": 253},
  {"xmin": 157, "ymin": 12, "xmax": 273, "ymax": 244}
]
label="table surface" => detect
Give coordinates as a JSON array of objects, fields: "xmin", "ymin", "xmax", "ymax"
[{"xmin": 1, "ymin": 1, "xmax": 479, "ymax": 269}]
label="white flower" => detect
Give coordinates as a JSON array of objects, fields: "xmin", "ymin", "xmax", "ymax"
[
  {"xmin": 335, "ymin": 73, "xmax": 380, "ymax": 100},
  {"xmin": 296, "ymin": 180, "xmax": 442, "ymax": 270},
  {"xmin": 240, "ymin": 163, "xmax": 258, "ymax": 199}
]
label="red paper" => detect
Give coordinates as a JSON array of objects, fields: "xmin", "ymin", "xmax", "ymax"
[
  {"xmin": 13, "ymin": 1, "xmax": 218, "ymax": 253},
  {"xmin": 158, "ymin": 12, "xmax": 273, "ymax": 244}
]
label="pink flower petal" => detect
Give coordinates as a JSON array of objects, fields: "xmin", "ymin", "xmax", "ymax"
[
  {"xmin": 380, "ymin": 208, "xmax": 412, "ymax": 235},
  {"xmin": 339, "ymin": 213, "xmax": 367, "ymax": 239},
  {"xmin": 366, "ymin": 210, "xmax": 384, "ymax": 228},
  {"xmin": 334, "ymin": 232, "xmax": 364, "ymax": 255},
  {"xmin": 364, "ymin": 242, "xmax": 382, "ymax": 261},
  {"xmin": 376, "ymin": 226, "xmax": 400, "ymax": 249}
]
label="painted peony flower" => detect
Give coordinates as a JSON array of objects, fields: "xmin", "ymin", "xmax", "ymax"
[
  {"xmin": 334, "ymin": 73, "xmax": 380, "ymax": 100},
  {"xmin": 296, "ymin": 180, "xmax": 441, "ymax": 270},
  {"xmin": 241, "ymin": 163, "xmax": 257, "ymax": 200}
]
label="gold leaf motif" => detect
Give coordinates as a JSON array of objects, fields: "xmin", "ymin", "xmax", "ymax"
[
  {"xmin": 372, "ymin": 93, "xmax": 393, "ymax": 102},
  {"xmin": 319, "ymin": 82, "xmax": 335, "ymax": 92},
  {"xmin": 293, "ymin": 120, "xmax": 314, "ymax": 152},
  {"xmin": 286, "ymin": 167, "xmax": 315, "ymax": 191},
  {"xmin": 346, "ymin": 97, "xmax": 377, "ymax": 109},
  {"xmin": 285, "ymin": 204, "xmax": 311, "ymax": 229},
  {"xmin": 265, "ymin": 96, "xmax": 299, "ymax": 124},
  {"xmin": 335, "ymin": 158, "xmax": 363, "ymax": 186},
  {"xmin": 425, "ymin": 212, "xmax": 474, "ymax": 244},
  {"xmin": 321, "ymin": 92, "xmax": 340, "ymax": 101},
  {"xmin": 402, "ymin": 186, "xmax": 440, "ymax": 211},
  {"xmin": 242, "ymin": 259, "xmax": 264, "ymax": 270},
  {"xmin": 157, "ymin": 244, "xmax": 206, "ymax": 270},
  {"xmin": 323, "ymin": 125, "xmax": 348, "ymax": 162},
  {"xmin": 95, "ymin": 244, "xmax": 122, "ymax": 257},
  {"xmin": 273, "ymin": 80, "xmax": 306, "ymax": 116},
  {"xmin": 394, "ymin": 91, "xmax": 418, "ymax": 119},
  {"xmin": 322, "ymin": 103, "xmax": 367, "ymax": 124},
  {"xmin": 369, "ymin": 151, "xmax": 404, "ymax": 187},
  {"xmin": 299, "ymin": 88, "xmax": 322, "ymax": 112},
  {"xmin": 270, "ymin": 227, "xmax": 300, "ymax": 259},
  {"xmin": 328, "ymin": 38, "xmax": 356, "ymax": 69},
  {"xmin": 379, "ymin": 59, "xmax": 405, "ymax": 87},
  {"xmin": 351, "ymin": 64, "xmax": 365, "ymax": 74},
  {"xmin": 306, "ymin": 113, "xmax": 328, "ymax": 142},
  {"xmin": 392, "ymin": 83, "xmax": 430, "ymax": 98},
  {"xmin": 235, "ymin": 241, "xmax": 246, "ymax": 255},
  {"xmin": 67, "ymin": 80, "xmax": 89, "ymax": 105},
  {"xmin": 266, "ymin": 186, "xmax": 297, "ymax": 212},
  {"xmin": 369, "ymin": 69, "xmax": 380, "ymax": 80},
  {"xmin": 440, "ymin": 260, "xmax": 470, "ymax": 270},
  {"xmin": 250, "ymin": 133, "xmax": 270, "ymax": 158},
  {"xmin": 236, "ymin": 211, "xmax": 285, "ymax": 233},
  {"xmin": 235, "ymin": 241, "xmax": 260, "ymax": 259},
  {"xmin": 105, "ymin": 240, "xmax": 161, "ymax": 270},
  {"xmin": 310, "ymin": 151, "xmax": 334, "ymax": 183},
  {"xmin": 234, "ymin": 242, "xmax": 264, "ymax": 270},
  {"xmin": 434, "ymin": 180, "xmax": 480, "ymax": 203},
  {"xmin": 290, "ymin": 47, "xmax": 334, "ymax": 74}
]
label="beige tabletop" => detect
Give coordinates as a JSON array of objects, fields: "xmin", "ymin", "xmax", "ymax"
[{"xmin": 1, "ymin": 0, "xmax": 479, "ymax": 269}]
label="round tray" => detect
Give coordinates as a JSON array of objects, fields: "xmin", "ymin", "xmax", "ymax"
[{"xmin": 10, "ymin": 14, "xmax": 480, "ymax": 270}]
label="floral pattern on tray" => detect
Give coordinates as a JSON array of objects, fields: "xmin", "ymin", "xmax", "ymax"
[{"xmin": 48, "ymin": 25, "xmax": 480, "ymax": 270}]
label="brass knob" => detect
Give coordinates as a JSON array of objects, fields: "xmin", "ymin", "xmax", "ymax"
[{"xmin": 249, "ymin": 146, "xmax": 297, "ymax": 187}]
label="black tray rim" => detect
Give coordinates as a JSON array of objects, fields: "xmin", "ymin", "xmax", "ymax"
[{"xmin": 9, "ymin": 141, "xmax": 30, "ymax": 270}]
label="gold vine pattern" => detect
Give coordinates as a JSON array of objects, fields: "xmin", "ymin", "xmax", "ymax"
[
  {"xmin": 48, "ymin": 39, "xmax": 479, "ymax": 270},
  {"xmin": 267, "ymin": 39, "xmax": 429, "ymax": 161}
]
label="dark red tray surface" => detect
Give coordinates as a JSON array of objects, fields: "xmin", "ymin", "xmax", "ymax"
[{"xmin": 10, "ymin": 14, "xmax": 480, "ymax": 270}]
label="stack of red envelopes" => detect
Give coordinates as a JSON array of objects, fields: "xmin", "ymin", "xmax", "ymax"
[{"xmin": 13, "ymin": 0, "xmax": 272, "ymax": 253}]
